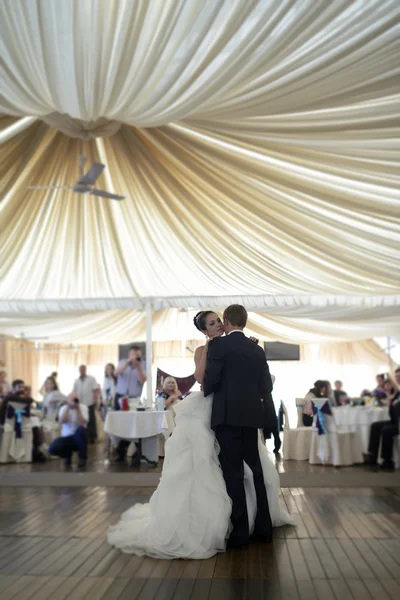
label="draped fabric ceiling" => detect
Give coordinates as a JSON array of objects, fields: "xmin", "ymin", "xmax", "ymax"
[{"xmin": 1, "ymin": 0, "xmax": 400, "ymax": 344}]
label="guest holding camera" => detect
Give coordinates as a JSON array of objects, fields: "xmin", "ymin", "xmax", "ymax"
[
  {"xmin": 49, "ymin": 393, "xmax": 88, "ymax": 468},
  {"xmin": 114, "ymin": 347, "xmax": 147, "ymax": 464},
  {"xmin": 115, "ymin": 346, "xmax": 147, "ymax": 410}
]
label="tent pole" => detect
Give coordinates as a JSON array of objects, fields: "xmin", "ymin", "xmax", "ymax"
[{"xmin": 146, "ymin": 301, "xmax": 153, "ymax": 406}]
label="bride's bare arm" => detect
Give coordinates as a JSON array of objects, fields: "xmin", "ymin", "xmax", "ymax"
[
  {"xmin": 194, "ymin": 344, "xmax": 208, "ymax": 385},
  {"xmin": 194, "ymin": 336, "xmax": 257, "ymax": 385}
]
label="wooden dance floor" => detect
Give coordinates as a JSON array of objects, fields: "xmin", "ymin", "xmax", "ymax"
[{"xmin": 0, "ymin": 486, "xmax": 399, "ymax": 599}]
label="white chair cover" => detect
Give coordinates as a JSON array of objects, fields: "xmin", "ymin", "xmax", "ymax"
[
  {"xmin": 295, "ymin": 399, "xmax": 305, "ymax": 428},
  {"xmin": 309, "ymin": 399, "xmax": 363, "ymax": 466},
  {"xmin": 282, "ymin": 401, "xmax": 313, "ymax": 461},
  {"xmin": 0, "ymin": 401, "xmax": 33, "ymax": 463}
]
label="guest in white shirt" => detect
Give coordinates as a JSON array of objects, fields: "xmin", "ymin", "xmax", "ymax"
[
  {"xmin": 73, "ymin": 365, "xmax": 100, "ymax": 443},
  {"xmin": 49, "ymin": 393, "xmax": 89, "ymax": 468}
]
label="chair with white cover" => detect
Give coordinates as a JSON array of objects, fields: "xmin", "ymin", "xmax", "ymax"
[
  {"xmin": 282, "ymin": 400, "xmax": 313, "ymax": 461},
  {"xmin": 309, "ymin": 398, "xmax": 363, "ymax": 466},
  {"xmin": 0, "ymin": 400, "xmax": 33, "ymax": 463}
]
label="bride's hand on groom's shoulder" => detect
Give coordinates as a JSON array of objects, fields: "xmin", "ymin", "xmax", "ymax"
[{"xmin": 249, "ymin": 336, "xmax": 259, "ymax": 345}]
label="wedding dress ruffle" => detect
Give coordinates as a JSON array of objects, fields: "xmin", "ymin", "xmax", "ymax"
[{"xmin": 107, "ymin": 392, "xmax": 294, "ymax": 559}]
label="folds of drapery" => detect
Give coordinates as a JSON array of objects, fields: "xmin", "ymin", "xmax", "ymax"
[
  {"xmin": 1, "ymin": 307, "xmax": 399, "ymax": 344},
  {"xmin": 1, "ymin": 0, "xmax": 400, "ymax": 342},
  {"xmin": 1, "ymin": 0, "xmax": 399, "ymax": 124},
  {"xmin": 1, "ymin": 120, "xmax": 399, "ymax": 303}
]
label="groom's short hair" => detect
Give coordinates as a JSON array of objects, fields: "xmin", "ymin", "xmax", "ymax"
[{"xmin": 223, "ymin": 304, "xmax": 248, "ymax": 328}]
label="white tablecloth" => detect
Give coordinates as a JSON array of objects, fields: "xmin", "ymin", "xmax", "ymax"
[
  {"xmin": 30, "ymin": 416, "xmax": 41, "ymax": 428},
  {"xmin": 332, "ymin": 406, "xmax": 389, "ymax": 453},
  {"xmin": 104, "ymin": 410, "xmax": 168, "ymax": 439},
  {"xmin": 104, "ymin": 410, "xmax": 169, "ymax": 462}
]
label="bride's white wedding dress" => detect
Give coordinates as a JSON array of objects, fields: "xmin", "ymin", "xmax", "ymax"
[{"xmin": 107, "ymin": 391, "xmax": 295, "ymax": 559}]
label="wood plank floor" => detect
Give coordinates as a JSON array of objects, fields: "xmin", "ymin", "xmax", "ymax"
[
  {"xmin": 0, "ymin": 487, "xmax": 399, "ymax": 599},
  {"xmin": 0, "ymin": 439, "xmax": 394, "ymax": 475}
]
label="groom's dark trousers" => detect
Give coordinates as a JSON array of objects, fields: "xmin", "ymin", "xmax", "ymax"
[
  {"xmin": 203, "ymin": 332, "xmax": 274, "ymax": 546},
  {"xmin": 215, "ymin": 424, "xmax": 272, "ymax": 544}
]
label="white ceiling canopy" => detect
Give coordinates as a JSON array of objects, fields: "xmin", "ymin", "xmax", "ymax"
[{"xmin": 1, "ymin": 0, "xmax": 399, "ymax": 343}]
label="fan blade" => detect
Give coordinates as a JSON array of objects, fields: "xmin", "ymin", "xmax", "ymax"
[
  {"xmin": 27, "ymin": 186, "xmax": 72, "ymax": 190},
  {"xmin": 90, "ymin": 189, "xmax": 125, "ymax": 201},
  {"xmin": 77, "ymin": 162, "xmax": 105, "ymax": 185}
]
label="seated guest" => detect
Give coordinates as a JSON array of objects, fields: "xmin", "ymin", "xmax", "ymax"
[
  {"xmin": 39, "ymin": 371, "xmax": 59, "ymax": 396},
  {"xmin": 0, "ymin": 379, "xmax": 33, "ymax": 422},
  {"xmin": 0, "ymin": 379, "xmax": 46, "ymax": 462},
  {"xmin": 303, "ymin": 380, "xmax": 329, "ymax": 427},
  {"xmin": 364, "ymin": 367, "xmax": 400, "ymax": 470},
  {"xmin": 372, "ymin": 373, "xmax": 387, "ymax": 402},
  {"xmin": 161, "ymin": 377, "xmax": 184, "ymax": 409},
  {"xmin": 383, "ymin": 380, "xmax": 396, "ymax": 402},
  {"xmin": 23, "ymin": 385, "xmax": 33, "ymax": 399},
  {"xmin": 333, "ymin": 380, "xmax": 348, "ymax": 406},
  {"xmin": 42, "ymin": 376, "xmax": 65, "ymax": 421},
  {"xmin": 49, "ymin": 393, "xmax": 88, "ymax": 468}
]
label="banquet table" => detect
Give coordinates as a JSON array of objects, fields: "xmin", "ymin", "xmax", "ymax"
[
  {"xmin": 332, "ymin": 405, "xmax": 389, "ymax": 453},
  {"xmin": 104, "ymin": 409, "xmax": 172, "ymax": 464}
]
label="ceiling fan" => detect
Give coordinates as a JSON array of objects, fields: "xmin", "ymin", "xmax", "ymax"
[{"xmin": 27, "ymin": 141, "xmax": 125, "ymax": 201}]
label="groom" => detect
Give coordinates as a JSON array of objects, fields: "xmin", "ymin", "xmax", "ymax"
[{"xmin": 203, "ymin": 304, "xmax": 273, "ymax": 548}]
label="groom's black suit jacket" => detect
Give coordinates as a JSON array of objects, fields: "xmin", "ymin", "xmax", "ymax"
[{"xmin": 203, "ymin": 332, "xmax": 273, "ymax": 429}]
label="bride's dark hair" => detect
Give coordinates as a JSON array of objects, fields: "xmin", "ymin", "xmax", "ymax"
[{"xmin": 193, "ymin": 311, "xmax": 215, "ymax": 332}]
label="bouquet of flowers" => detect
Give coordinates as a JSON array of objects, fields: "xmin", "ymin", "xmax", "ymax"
[{"xmin": 372, "ymin": 388, "xmax": 387, "ymax": 406}]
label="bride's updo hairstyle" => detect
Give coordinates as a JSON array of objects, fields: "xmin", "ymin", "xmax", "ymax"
[{"xmin": 193, "ymin": 311, "xmax": 215, "ymax": 333}]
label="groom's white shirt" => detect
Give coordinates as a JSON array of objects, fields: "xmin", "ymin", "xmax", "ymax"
[{"xmin": 227, "ymin": 330, "xmax": 244, "ymax": 335}]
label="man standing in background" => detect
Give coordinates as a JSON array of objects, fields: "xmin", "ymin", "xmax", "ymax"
[
  {"xmin": 115, "ymin": 346, "xmax": 147, "ymax": 410},
  {"xmin": 73, "ymin": 365, "xmax": 99, "ymax": 443},
  {"xmin": 114, "ymin": 346, "xmax": 147, "ymax": 465}
]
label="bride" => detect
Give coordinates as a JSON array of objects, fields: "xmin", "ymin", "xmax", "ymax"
[{"xmin": 107, "ymin": 310, "xmax": 294, "ymax": 559}]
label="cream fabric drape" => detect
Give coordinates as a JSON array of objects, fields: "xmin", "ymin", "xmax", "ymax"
[
  {"xmin": 0, "ymin": 340, "xmax": 39, "ymax": 395},
  {"xmin": 2, "ymin": 0, "xmax": 399, "ymax": 124},
  {"xmin": 1, "ymin": 0, "xmax": 399, "ymax": 341},
  {"xmin": 35, "ymin": 343, "xmax": 117, "ymax": 398},
  {"xmin": 1, "ymin": 307, "xmax": 399, "ymax": 344}
]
